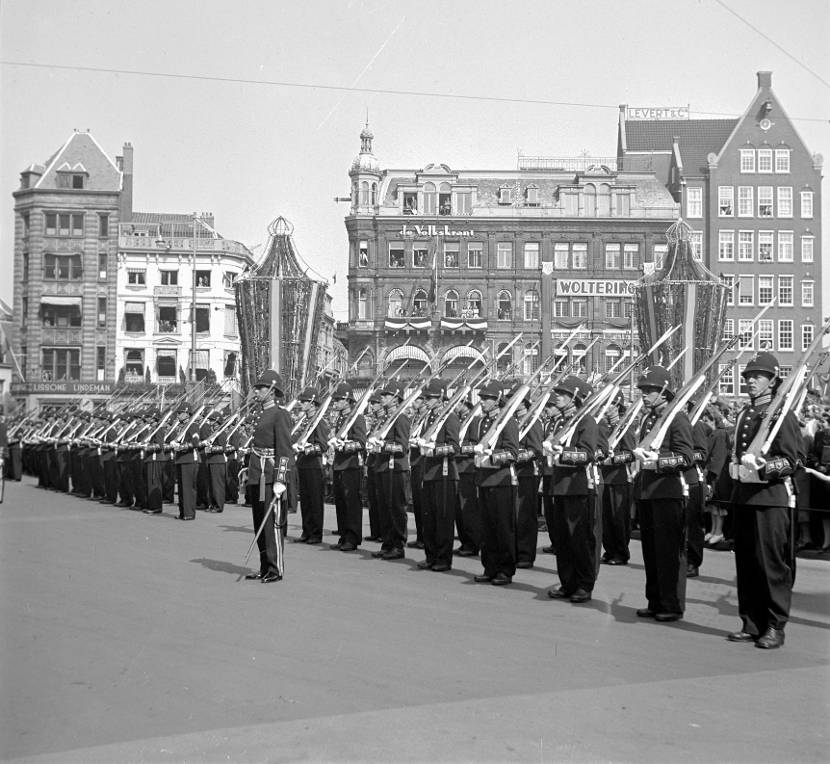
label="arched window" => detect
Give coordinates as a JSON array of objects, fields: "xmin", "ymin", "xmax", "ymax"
[
  {"xmin": 573, "ymin": 342, "xmax": 587, "ymax": 372},
  {"xmin": 604, "ymin": 343, "xmax": 622, "ymax": 373},
  {"xmin": 444, "ymin": 289, "xmax": 459, "ymax": 318},
  {"xmin": 597, "ymin": 183, "xmax": 611, "ymax": 216},
  {"xmin": 423, "ymin": 182, "xmax": 437, "ymax": 215},
  {"xmin": 522, "ymin": 341, "xmax": 539, "ymax": 375},
  {"xmin": 523, "ymin": 290, "xmax": 539, "ymax": 321},
  {"xmin": 125, "ymin": 349, "xmax": 144, "ymax": 377},
  {"xmin": 412, "ymin": 289, "xmax": 427, "ymax": 316},
  {"xmin": 583, "ymin": 184, "xmax": 596, "ymax": 216},
  {"xmin": 439, "ymin": 182, "xmax": 452, "ymax": 215},
  {"xmin": 497, "ymin": 290, "xmax": 512, "ymax": 321},
  {"xmin": 360, "ymin": 181, "xmax": 370, "ymax": 206},
  {"xmin": 496, "ymin": 342, "xmax": 511, "ymax": 371},
  {"xmin": 465, "ymin": 289, "xmax": 482, "ymax": 318},
  {"xmin": 388, "ymin": 288, "xmax": 405, "ymax": 316},
  {"xmin": 357, "ymin": 288, "xmax": 368, "ymax": 320},
  {"xmin": 357, "ymin": 350, "xmax": 374, "ymax": 375},
  {"xmin": 371, "ymin": 182, "xmax": 377, "ymax": 206},
  {"xmin": 351, "ymin": 182, "xmax": 358, "ymax": 205}
]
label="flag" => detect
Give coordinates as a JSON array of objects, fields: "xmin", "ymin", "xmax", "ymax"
[
  {"xmin": 427, "ymin": 250, "xmax": 437, "ymax": 303},
  {"xmin": 0, "ymin": 321, "xmax": 25, "ymax": 381}
]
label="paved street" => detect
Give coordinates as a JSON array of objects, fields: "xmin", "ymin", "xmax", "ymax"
[{"xmin": 1, "ymin": 476, "xmax": 828, "ymax": 763}]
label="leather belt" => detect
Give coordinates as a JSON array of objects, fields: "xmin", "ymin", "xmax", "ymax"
[{"xmin": 252, "ymin": 447, "xmax": 275, "ymax": 500}]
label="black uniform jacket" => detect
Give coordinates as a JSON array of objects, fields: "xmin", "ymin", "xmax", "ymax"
[
  {"xmin": 456, "ymin": 413, "xmax": 480, "ymax": 476},
  {"xmin": 331, "ymin": 410, "xmax": 367, "ymax": 471},
  {"xmin": 636, "ymin": 408, "xmax": 694, "ymax": 501},
  {"xmin": 375, "ymin": 413, "xmax": 410, "ymax": 473},
  {"xmin": 601, "ymin": 417, "xmax": 637, "ymax": 486},
  {"xmin": 296, "ymin": 418, "xmax": 330, "ymax": 472},
  {"xmin": 515, "ymin": 417, "xmax": 543, "ymax": 480},
  {"xmin": 422, "ymin": 410, "xmax": 459, "ymax": 482},
  {"xmin": 550, "ymin": 412, "xmax": 598, "ymax": 497},
  {"xmin": 476, "ymin": 409, "xmax": 519, "ymax": 489},
  {"xmin": 246, "ymin": 402, "xmax": 295, "ymax": 486}
]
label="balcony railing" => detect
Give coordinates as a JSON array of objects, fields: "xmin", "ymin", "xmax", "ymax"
[
  {"xmin": 118, "ymin": 234, "xmax": 252, "ymax": 259},
  {"xmin": 40, "ymin": 327, "xmax": 83, "ymax": 345},
  {"xmin": 154, "ymin": 285, "xmax": 182, "ymax": 297}
]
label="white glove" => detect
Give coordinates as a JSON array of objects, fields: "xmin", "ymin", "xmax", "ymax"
[{"xmin": 274, "ymin": 481, "xmax": 287, "ymax": 497}]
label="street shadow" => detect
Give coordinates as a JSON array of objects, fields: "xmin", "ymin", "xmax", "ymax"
[
  {"xmin": 217, "ymin": 524, "xmax": 253, "ymax": 534},
  {"xmin": 190, "ymin": 557, "xmax": 251, "ymax": 577}
]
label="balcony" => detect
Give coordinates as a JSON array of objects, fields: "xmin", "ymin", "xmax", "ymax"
[
  {"xmin": 154, "ymin": 285, "xmax": 182, "ymax": 298},
  {"xmin": 40, "ymin": 327, "xmax": 83, "ymax": 345},
  {"xmin": 118, "ymin": 234, "xmax": 252, "ymax": 260}
]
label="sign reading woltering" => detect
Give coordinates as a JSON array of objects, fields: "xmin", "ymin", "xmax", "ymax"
[{"xmin": 555, "ymin": 279, "xmax": 637, "ymax": 297}]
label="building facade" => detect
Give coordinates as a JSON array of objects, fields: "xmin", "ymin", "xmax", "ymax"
[
  {"xmin": 618, "ymin": 70, "xmax": 823, "ymax": 396},
  {"xmin": 343, "ymin": 126, "xmax": 679, "ymax": 382}
]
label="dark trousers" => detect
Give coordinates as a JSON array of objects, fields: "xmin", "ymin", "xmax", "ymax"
[
  {"xmin": 55, "ymin": 448, "xmax": 69, "ymax": 492},
  {"xmin": 479, "ymin": 483, "xmax": 517, "ymax": 578},
  {"xmin": 378, "ymin": 469, "xmax": 408, "ymax": 551},
  {"xmin": 602, "ymin": 481, "xmax": 632, "ymax": 562},
  {"xmin": 103, "ymin": 457, "xmax": 119, "ymax": 501},
  {"xmin": 410, "ymin": 461, "xmax": 424, "ymax": 542},
  {"xmin": 90, "ymin": 453, "xmax": 106, "ymax": 498},
  {"xmin": 422, "ymin": 478, "xmax": 457, "ymax": 567},
  {"xmin": 144, "ymin": 460, "xmax": 163, "ymax": 511},
  {"xmin": 639, "ymin": 498, "xmax": 687, "ymax": 615},
  {"xmin": 333, "ymin": 468, "xmax": 362, "ymax": 547},
  {"xmin": 226, "ymin": 457, "xmax": 240, "ymax": 503},
  {"xmin": 733, "ymin": 504, "xmax": 793, "ymax": 633},
  {"xmin": 176, "ymin": 462, "xmax": 198, "ymax": 519},
  {"xmin": 542, "ymin": 475, "xmax": 556, "ymax": 548},
  {"xmin": 298, "ymin": 467, "xmax": 325, "ymax": 541},
  {"xmin": 553, "ymin": 493, "xmax": 598, "ymax": 594},
  {"xmin": 207, "ymin": 462, "xmax": 226, "ymax": 511},
  {"xmin": 9, "ymin": 444, "xmax": 23, "ymax": 480},
  {"xmin": 366, "ymin": 468, "xmax": 382, "ymax": 539},
  {"xmin": 456, "ymin": 472, "xmax": 481, "ymax": 552},
  {"xmin": 132, "ymin": 457, "xmax": 147, "ymax": 509},
  {"xmin": 686, "ymin": 483, "xmax": 705, "ymax": 569},
  {"xmin": 515, "ymin": 474, "xmax": 539, "ymax": 566},
  {"xmin": 248, "ymin": 483, "xmax": 285, "ymax": 576},
  {"xmin": 196, "ymin": 461, "xmax": 210, "ymax": 507},
  {"xmin": 118, "ymin": 459, "xmax": 134, "ymax": 505},
  {"xmin": 162, "ymin": 460, "xmax": 175, "ymax": 503}
]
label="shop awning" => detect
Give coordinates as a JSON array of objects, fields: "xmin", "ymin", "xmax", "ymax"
[
  {"xmin": 384, "ymin": 344, "xmax": 430, "ymax": 366},
  {"xmin": 40, "ymin": 295, "xmax": 81, "ymax": 308},
  {"xmin": 125, "ymin": 302, "xmax": 145, "ymax": 313},
  {"xmin": 442, "ymin": 345, "xmax": 486, "ymax": 365}
]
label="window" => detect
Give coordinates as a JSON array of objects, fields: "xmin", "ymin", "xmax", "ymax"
[
  {"xmin": 98, "ymin": 213, "xmax": 109, "ymax": 238},
  {"xmin": 722, "ymin": 318, "xmax": 735, "ymax": 340},
  {"xmin": 98, "ymin": 253, "xmax": 107, "ymax": 280},
  {"xmin": 737, "ymin": 186, "xmax": 753, "ymax": 217},
  {"xmin": 222, "ymin": 271, "xmax": 236, "ymax": 288},
  {"xmin": 195, "ymin": 270, "xmax": 211, "ymax": 287},
  {"xmin": 124, "ymin": 302, "xmax": 145, "ymax": 333},
  {"xmin": 802, "ymin": 280, "xmax": 815, "ymax": 308},
  {"xmin": 777, "ymin": 187, "xmax": 792, "ymax": 217},
  {"xmin": 778, "ymin": 320, "xmax": 793, "ymax": 352},
  {"xmin": 737, "ymin": 231, "xmax": 753, "ymax": 262},
  {"xmin": 157, "ymin": 304, "xmax": 178, "ymax": 333},
  {"xmin": 604, "ymin": 345, "xmax": 622, "ymax": 373},
  {"xmin": 738, "ymin": 319, "xmax": 754, "ymax": 350},
  {"xmin": 359, "ymin": 181, "xmax": 369, "ymax": 206},
  {"xmin": 402, "ymin": 192, "xmax": 418, "ymax": 215},
  {"xmin": 97, "ymin": 297, "xmax": 107, "ymax": 327},
  {"xmin": 438, "ymin": 184, "xmax": 452, "ymax": 215},
  {"xmin": 779, "ymin": 366, "xmax": 793, "ymax": 379},
  {"xmin": 358, "ymin": 240, "xmax": 369, "ymax": 267},
  {"xmin": 802, "ymin": 324, "xmax": 815, "ymax": 351},
  {"xmin": 718, "ymin": 186, "xmax": 734, "ymax": 216},
  {"xmin": 523, "ymin": 342, "xmax": 540, "ymax": 375},
  {"xmin": 498, "ymin": 185, "xmax": 512, "ymax": 204},
  {"xmin": 757, "ymin": 149, "xmax": 773, "ymax": 173},
  {"xmin": 496, "ymin": 242, "xmax": 512, "ymax": 269},
  {"xmin": 223, "ymin": 305, "xmax": 238, "ymax": 336},
  {"xmin": 801, "ymin": 236, "xmax": 814, "ymax": 263},
  {"xmin": 801, "ymin": 190, "xmax": 814, "ymax": 218},
  {"xmin": 740, "ymin": 149, "xmax": 755, "ymax": 173},
  {"xmin": 719, "ymin": 363, "xmax": 736, "ymax": 396},
  {"xmin": 778, "ymin": 275, "xmax": 793, "ymax": 306},
  {"xmin": 605, "ymin": 298, "xmax": 623, "ymax": 318},
  {"xmin": 614, "ymin": 192, "xmax": 631, "ymax": 217},
  {"xmin": 690, "ymin": 231, "xmax": 703, "ymax": 261},
  {"xmin": 572, "ymin": 243, "xmax": 587, "ymax": 269},
  {"xmin": 523, "ymin": 290, "xmax": 539, "ymax": 321},
  {"xmin": 497, "ymin": 290, "xmax": 512, "ymax": 320},
  {"xmin": 758, "ymin": 187, "xmax": 773, "ymax": 217},
  {"xmin": 758, "ymin": 275, "xmax": 774, "ymax": 305},
  {"xmin": 583, "ymin": 185, "xmax": 596, "ymax": 216},
  {"xmin": 465, "ymin": 290, "xmax": 482, "ymax": 318},
  {"xmin": 21, "ymin": 211, "xmax": 30, "ymax": 237},
  {"xmin": 571, "ymin": 298, "xmax": 588, "ymax": 318},
  {"xmin": 42, "ymin": 303, "xmax": 82, "ymax": 328},
  {"xmin": 388, "ymin": 288, "xmax": 405, "ymax": 316},
  {"xmin": 413, "ymin": 246, "xmax": 428, "ymax": 268},
  {"xmin": 467, "ymin": 243, "xmax": 482, "ymax": 269},
  {"xmin": 41, "ymin": 348, "xmax": 80, "ymax": 381},
  {"xmin": 21, "ymin": 296, "xmax": 28, "ymax": 327},
  {"xmin": 160, "ymin": 269, "xmax": 178, "ymax": 285},
  {"xmin": 444, "ymin": 289, "xmax": 459, "ymax": 318},
  {"xmin": 722, "ymin": 274, "xmax": 735, "ymax": 306},
  {"xmin": 554, "ymin": 243, "xmax": 569, "ymax": 269},
  {"xmin": 96, "ymin": 346, "xmax": 106, "ymax": 381},
  {"xmin": 423, "ymin": 183, "xmax": 437, "ymax": 215},
  {"xmin": 553, "ymin": 299, "xmax": 569, "ymax": 318},
  {"xmin": 22, "ymin": 252, "xmax": 29, "ymax": 282},
  {"xmin": 223, "ymin": 351, "xmax": 237, "ymax": 378},
  {"xmin": 157, "ymin": 351, "xmax": 177, "ymax": 379},
  {"xmin": 413, "ymin": 289, "xmax": 428, "ymax": 316},
  {"xmin": 686, "ymin": 187, "xmax": 702, "ymax": 217},
  {"xmin": 444, "ymin": 243, "xmax": 459, "ymax": 268},
  {"xmin": 388, "ymin": 244, "xmax": 404, "ymax": 268},
  {"xmin": 45, "ymin": 212, "xmax": 57, "ymax": 235},
  {"xmin": 605, "ymin": 243, "xmax": 620, "ymax": 269},
  {"xmin": 718, "ymin": 231, "xmax": 734, "ymax": 261},
  {"xmin": 775, "ymin": 149, "xmax": 790, "ymax": 173},
  {"xmin": 758, "ymin": 319, "xmax": 774, "ymax": 350},
  {"xmin": 53, "ymin": 213, "xmax": 84, "ymax": 236},
  {"xmin": 572, "ymin": 344, "xmax": 587, "ymax": 372},
  {"xmin": 623, "ymin": 243, "xmax": 638, "ymax": 270},
  {"xmin": 125, "ymin": 349, "xmax": 144, "ymax": 379},
  {"xmin": 523, "ymin": 242, "xmax": 539, "ymax": 269},
  {"xmin": 738, "ymin": 275, "xmax": 754, "ymax": 306},
  {"xmin": 525, "ymin": 186, "xmax": 540, "ymax": 206},
  {"xmin": 127, "ymin": 269, "xmax": 146, "ymax": 285},
  {"xmin": 195, "ymin": 304, "xmax": 210, "ymax": 333},
  {"xmin": 778, "ymin": 231, "xmax": 793, "ymax": 262},
  {"xmin": 455, "ymin": 190, "xmax": 472, "ymax": 215},
  {"xmin": 758, "ymin": 231, "xmax": 773, "ymax": 262},
  {"xmin": 44, "ymin": 254, "xmax": 82, "ymax": 280},
  {"xmin": 357, "ymin": 288, "xmax": 368, "ymax": 320}
]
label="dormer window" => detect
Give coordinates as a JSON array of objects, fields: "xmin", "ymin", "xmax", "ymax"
[
  {"xmin": 402, "ymin": 192, "xmax": 418, "ymax": 215},
  {"xmin": 57, "ymin": 173, "xmax": 85, "ymax": 189},
  {"xmin": 525, "ymin": 185, "xmax": 539, "ymax": 206},
  {"xmin": 498, "ymin": 185, "xmax": 512, "ymax": 205}
]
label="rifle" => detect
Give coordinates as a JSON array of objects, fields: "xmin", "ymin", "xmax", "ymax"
[{"xmin": 294, "ymin": 394, "xmax": 334, "ymax": 450}]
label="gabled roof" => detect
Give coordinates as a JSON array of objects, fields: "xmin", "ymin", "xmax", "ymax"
[{"xmin": 34, "ymin": 132, "xmax": 121, "ymax": 191}]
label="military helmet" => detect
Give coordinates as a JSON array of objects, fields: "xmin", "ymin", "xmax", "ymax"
[
  {"xmin": 332, "ymin": 381, "xmax": 355, "ymax": 401},
  {"xmin": 742, "ymin": 352, "xmax": 780, "ymax": 379},
  {"xmin": 254, "ymin": 369, "xmax": 285, "ymax": 395},
  {"xmin": 298, "ymin": 386, "xmax": 320, "ymax": 404},
  {"xmin": 478, "ymin": 379, "xmax": 503, "ymax": 401},
  {"xmin": 421, "ymin": 378, "xmax": 446, "ymax": 399},
  {"xmin": 637, "ymin": 366, "xmax": 675, "ymax": 400}
]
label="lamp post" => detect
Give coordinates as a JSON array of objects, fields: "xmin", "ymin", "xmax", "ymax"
[{"xmin": 191, "ymin": 214, "xmax": 198, "ymax": 383}]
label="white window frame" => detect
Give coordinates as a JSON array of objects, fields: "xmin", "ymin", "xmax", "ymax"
[
  {"xmin": 802, "ymin": 324, "xmax": 815, "ymax": 351},
  {"xmin": 777, "ymin": 187, "xmax": 793, "ymax": 218},
  {"xmin": 718, "ymin": 186, "xmax": 734, "ymax": 217},
  {"xmin": 774, "ymin": 149, "xmax": 790, "ymax": 173},
  {"xmin": 738, "ymin": 274, "xmax": 754, "ymax": 306},
  {"xmin": 553, "ymin": 243, "xmax": 569, "ymax": 270},
  {"xmin": 571, "ymin": 243, "xmax": 587, "ymax": 270},
  {"xmin": 738, "ymin": 319, "xmax": 754, "ymax": 350},
  {"xmin": 723, "ymin": 274, "xmax": 735, "ymax": 306},
  {"xmin": 718, "ymin": 231, "xmax": 734, "ymax": 262},
  {"xmin": 690, "ymin": 231, "xmax": 703, "ymax": 261},
  {"xmin": 523, "ymin": 242, "xmax": 539, "ymax": 270},
  {"xmin": 723, "ymin": 318, "xmax": 735, "ymax": 340},
  {"xmin": 686, "ymin": 187, "xmax": 703, "ymax": 218},
  {"xmin": 758, "ymin": 319, "xmax": 774, "ymax": 351},
  {"xmin": 801, "ymin": 280, "xmax": 814, "ymax": 308},
  {"xmin": 740, "ymin": 149, "xmax": 755, "ymax": 173},
  {"xmin": 801, "ymin": 191, "xmax": 814, "ymax": 218},
  {"xmin": 758, "ymin": 275, "xmax": 774, "ymax": 305},
  {"xmin": 801, "ymin": 236, "xmax": 814, "ymax": 263},
  {"xmin": 778, "ymin": 231, "xmax": 794, "ymax": 263},
  {"xmin": 496, "ymin": 242, "xmax": 512, "ymax": 269},
  {"xmin": 778, "ymin": 275, "xmax": 794, "ymax": 307},
  {"xmin": 737, "ymin": 230, "xmax": 754, "ymax": 262},
  {"xmin": 605, "ymin": 243, "xmax": 620, "ymax": 269},
  {"xmin": 623, "ymin": 243, "xmax": 638, "ymax": 270},
  {"xmin": 737, "ymin": 186, "xmax": 754, "ymax": 217},
  {"xmin": 467, "ymin": 243, "xmax": 483, "ymax": 269},
  {"xmin": 758, "ymin": 186, "xmax": 773, "ymax": 217},
  {"xmin": 758, "ymin": 231, "xmax": 774, "ymax": 262},
  {"xmin": 757, "ymin": 149, "xmax": 773, "ymax": 173},
  {"xmin": 778, "ymin": 319, "xmax": 794, "ymax": 352}
]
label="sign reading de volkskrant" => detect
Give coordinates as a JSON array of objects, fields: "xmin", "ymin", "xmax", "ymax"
[
  {"xmin": 555, "ymin": 279, "xmax": 637, "ymax": 296},
  {"xmin": 399, "ymin": 224, "xmax": 475, "ymax": 237}
]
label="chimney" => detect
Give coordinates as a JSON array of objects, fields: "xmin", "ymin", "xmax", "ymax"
[
  {"xmin": 119, "ymin": 141, "xmax": 134, "ymax": 223},
  {"xmin": 757, "ymin": 71, "xmax": 772, "ymax": 89}
]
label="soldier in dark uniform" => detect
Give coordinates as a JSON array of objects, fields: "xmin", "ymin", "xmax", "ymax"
[
  {"xmin": 244, "ymin": 370, "xmax": 294, "ymax": 582},
  {"xmin": 407, "ymin": 396, "xmax": 427, "ymax": 550},
  {"xmin": 363, "ymin": 393, "xmax": 383, "ymax": 542},
  {"xmin": 540, "ymin": 397, "xmax": 558, "ymax": 555},
  {"xmin": 417, "ymin": 379, "xmax": 459, "ymax": 571},
  {"xmin": 544, "ymin": 376, "xmax": 600, "ymax": 603},
  {"xmin": 142, "ymin": 408, "xmax": 166, "ymax": 514},
  {"xmin": 0, "ymin": 408, "xmax": 8, "ymax": 489},
  {"xmin": 328, "ymin": 382, "xmax": 367, "ymax": 553},
  {"xmin": 100, "ymin": 414, "xmax": 120, "ymax": 503},
  {"xmin": 6, "ymin": 410, "xmax": 23, "ymax": 481},
  {"xmin": 371, "ymin": 382, "xmax": 410, "ymax": 560},
  {"xmin": 473, "ymin": 380, "xmax": 519, "ymax": 586},
  {"xmin": 225, "ymin": 409, "xmax": 242, "ymax": 505},
  {"xmin": 130, "ymin": 409, "xmax": 151, "ymax": 510},
  {"xmin": 600, "ymin": 395, "xmax": 636, "ymax": 566},
  {"xmin": 514, "ymin": 391, "xmax": 543, "ymax": 570},
  {"xmin": 727, "ymin": 353, "xmax": 803, "ymax": 649},
  {"xmin": 633, "ymin": 366, "xmax": 694, "ymax": 622},
  {"xmin": 454, "ymin": 395, "xmax": 481, "ymax": 557},
  {"xmin": 173, "ymin": 405, "xmax": 200, "ymax": 520},
  {"xmin": 686, "ymin": 409, "xmax": 712, "ymax": 578},
  {"xmin": 195, "ymin": 411, "xmax": 213, "ymax": 510},
  {"xmin": 293, "ymin": 386, "xmax": 330, "ymax": 544},
  {"xmin": 203, "ymin": 409, "xmax": 228, "ymax": 512}
]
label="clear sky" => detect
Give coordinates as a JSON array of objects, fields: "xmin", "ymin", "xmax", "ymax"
[{"xmin": 1, "ymin": 0, "xmax": 828, "ymax": 322}]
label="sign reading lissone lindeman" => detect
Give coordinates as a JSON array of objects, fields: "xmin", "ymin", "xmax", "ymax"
[{"xmin": 555, "ymin": 279, "xmax": 637, "ymax": 296}]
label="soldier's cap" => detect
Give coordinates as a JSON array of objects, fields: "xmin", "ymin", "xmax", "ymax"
[
  {"xmin": 368, "ymin": 391, "xmax": 382, "ymax": 404},
  {"xmin": 253, "ymin": 369, "xmax": 285, "ymax": 396},
  {"xmin": 378, "ymin": 381, "xmax": 404, "ymax": 400},
  {"xmin": 207, "ymin": 408, "xmax": 221, "ymax": 419},
  {"xmin": 298, "ymin": 386, "xmax": 320, "ymax": 404},
  {"xmin": 553, "ymin": 375, "xmax": 584, "ymax": 402},
  {"xmin": 637, "ymin": 366, "xmax": 675, "ymax": 400},
  {"xmin": 421, "ymin": 378, "xmax": 446, "ymax": 399},
  {"xmin": 478, "ymin": 379, "xmax": 503, "ymax": 401},
  {"xmin": 176, "ymin": 404, "xmax": 192, "ymax": 415},
  {"xmin": 741, "ymin": 352, "xmax": 780, "ymax": 379},
  {"xmin": 332, "ymin": 381, "xmax": 355, "ymax": 401}
]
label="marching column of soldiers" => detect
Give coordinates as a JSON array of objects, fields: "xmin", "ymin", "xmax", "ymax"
[{"xmin": 5, "ymin": 315, "xmax": 830, "ymax": 650}]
